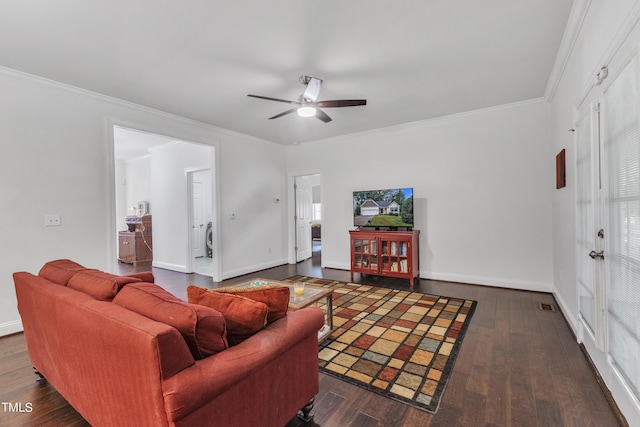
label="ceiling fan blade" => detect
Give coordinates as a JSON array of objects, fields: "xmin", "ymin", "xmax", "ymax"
[
  {"xmin": 303, "ymin": 77, "xmax": 322, "ymax": 102},
  {"xmin": 315, "ymin": 109, "xmax": 332, "ymax": 123},
  {"xmin": 247, "ymin": 94, "xmax": 300, "ymax": 105},
  {"xmin": 315, "ymin": 99, "xmax": 367, "ymax": 108},
  {"xmin": 268, "ymin": 108, "xmax": 299, "ymax": 120}
]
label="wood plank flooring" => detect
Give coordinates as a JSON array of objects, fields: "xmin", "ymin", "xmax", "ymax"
[{"xmin": 1, "ymin": 250, "xmax": 625, "ymax": 426}]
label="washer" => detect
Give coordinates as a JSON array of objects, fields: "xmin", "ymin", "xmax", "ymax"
[{"xmin": 206, "ymin": 222, "xmax": 213, "ymax": 258}]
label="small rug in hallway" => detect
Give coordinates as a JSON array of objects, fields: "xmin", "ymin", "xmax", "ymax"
[{"xmin": 283, "ymin": 276, "xmax": 477, "ymax": 414}]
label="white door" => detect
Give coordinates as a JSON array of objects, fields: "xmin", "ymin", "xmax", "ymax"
[
  {"xmin": 295, "ymin": 176, "xmax": 312, "ymax": 262},
  {"xmin": 191, "ymin": 179, "xmax": 205, "ymax": 258},
  {"xmin": 575, "ymin": 51, "xmax": 640, "ymax": 418},
  {"xmin": 576, "ymin": 99, "xmax": 606, "ymax": 348},
  {"xmin": 600, "ymin": 55, "xmax": 640, "ymax": 408}
]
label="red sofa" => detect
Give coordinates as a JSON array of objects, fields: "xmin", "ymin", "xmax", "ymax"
[{"xmin": 13, "ymin": 260, "xmax": 324, "ymax": 427}]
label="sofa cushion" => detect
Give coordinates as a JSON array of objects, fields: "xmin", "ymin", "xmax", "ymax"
[
  {"xmin": 38, "ymin": 259, "xmax": 86, "ymax": 285},
  {"xmin": 67, "ymin": 270, "xmax": 141, "ymax": 301},
  {"xmin": 126, "ymin": 271, "xmax": 155, "ymax": 283},
  {"xmin": 113, "ymin": 282, "xmax": 227, "ymax": 359},
  {"xmin": 187, "ymin": 285, "xmax": 268, "ymax": 346},
  {"xmin": 211, "ymin": 284, "xmax": 289, "ymax": 324}
]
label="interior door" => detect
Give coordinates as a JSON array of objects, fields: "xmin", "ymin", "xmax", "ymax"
[
  {"xmin": 295, "ymin": 176, "xmax": 313, "ymax": 262},
  {"xmin": 191, "ymin": 179, "xmax": 205, "ymax": 258},
  {"xmin": 575, "ymin": 99, "xmax": 605, "ymax": 348}
]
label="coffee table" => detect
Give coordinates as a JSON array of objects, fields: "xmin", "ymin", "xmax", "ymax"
[{"xmin": 236, "ymin": 278, "xmax": 334, "ymax": 342}]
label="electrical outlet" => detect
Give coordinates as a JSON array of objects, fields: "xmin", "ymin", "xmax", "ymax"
[{"xmin": 45, "ymin": 214, "xmax": 61, "ymax": 227}]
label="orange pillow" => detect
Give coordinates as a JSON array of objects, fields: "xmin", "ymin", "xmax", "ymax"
[
  {"xmin": 187, "ymin": 286, "xmax": 268, "ymax": 346},
  {"xmin": 67, "ymin": 270, "xmax": 141, "ymax": 301},
  {"xmin": 212, "ymin": 284, "xmax": 289, "ymax": 324},
  {"xmin": 39, "ymin": 259, "xmax": 87, "ymax": 285},
  {"xmin": 114, "ymin": 282, "xmax": 228, "ymax": 359}
]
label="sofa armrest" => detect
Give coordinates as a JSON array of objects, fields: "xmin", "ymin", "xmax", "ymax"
[{"xmin": 162, "ymin": 306, "xmax": 324, "ymax": 422}]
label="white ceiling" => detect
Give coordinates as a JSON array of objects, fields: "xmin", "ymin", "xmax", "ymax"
[{"xmin": 1, "ymin": 0, "xmax": 573, "ymax": 146}]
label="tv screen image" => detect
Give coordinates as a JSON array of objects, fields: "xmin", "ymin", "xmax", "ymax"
[{"xmin": 353, "ymin": 187, "xmax": 413, "ymax": 229}]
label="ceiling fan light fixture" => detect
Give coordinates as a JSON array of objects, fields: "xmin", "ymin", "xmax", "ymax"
[{"xmin": 297, "ymin": 106, "xmax": 316, "ymax": 117}]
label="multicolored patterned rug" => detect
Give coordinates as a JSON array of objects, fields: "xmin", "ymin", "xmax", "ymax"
[{"xmin": 283, "ymin": 276, "xmax": 477, "ymax": 414}]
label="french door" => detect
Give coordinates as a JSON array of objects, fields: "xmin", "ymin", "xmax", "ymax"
[{"xmin": 576, "ymin": 48, "xmax": 640, "ymax": 409}]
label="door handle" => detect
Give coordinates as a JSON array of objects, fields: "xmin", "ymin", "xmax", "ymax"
[{"xmin": 589, "ymin": 250, "xmax": 605, "ymax": 260}]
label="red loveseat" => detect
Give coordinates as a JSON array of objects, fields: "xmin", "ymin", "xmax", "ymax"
[{"xmin": 13, "ymin": 260, "xmax": 324, "ymax": 427}]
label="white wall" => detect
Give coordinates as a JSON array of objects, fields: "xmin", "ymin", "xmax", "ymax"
[
  {"xmin": 0, "ymin": 68, "xmax": 288, "ymax": 335},
  {"xmin": 287, "ymin": 99, "xmax": 554, "ymax": 291},
  {"xmin": 125, "ymin": 156, "xmax": 152, "ymax": 218},
  {"xmin": 149, "ymin": 141, "xmax": 212, "ymax": 272},
  {"xmin": 217, "ymin": 140, "xmax": 289, "ymax": 278},
  {"xmin": 549, "ymin": 0, "xmax": 640, "ymax": 424},
  {"xmin": 549, "ymin": 0, "xmax": 640, "ymax": 334}
]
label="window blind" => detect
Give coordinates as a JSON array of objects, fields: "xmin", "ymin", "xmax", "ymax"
[{"xmin": 602, "ymin": 54, "xmax": 640, "ymax": 401}]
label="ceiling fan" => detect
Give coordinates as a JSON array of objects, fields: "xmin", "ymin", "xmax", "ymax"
[{"xmin": 247, "ymin": 75, "xmax": 366, "ymax": 123}]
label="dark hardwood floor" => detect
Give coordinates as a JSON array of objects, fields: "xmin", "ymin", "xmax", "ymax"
[{"xmin": 1, "ymin": 245, "xmax": 625, "ymax": 426}]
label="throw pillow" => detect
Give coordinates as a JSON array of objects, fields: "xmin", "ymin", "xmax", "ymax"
[
  {"xmin": 113, "ymin": 282, "xmax": 227, "ymax": 359},
  {"xmin": 187, "ymin": 285, "xmax": 268, "ymax": 346},
  {"xmin": 67, "ymin": 270, "xmax": 141, "ymax": 301},
  {"xmin": 211, "ymin": 284, "xmax": 289, "ymax": 324},
  {"xmin": 38, "ymin": 259, "xmax": 87, "ymax": 286}
]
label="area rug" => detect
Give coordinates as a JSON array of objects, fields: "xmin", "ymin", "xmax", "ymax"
[{"xmin": 283, "ymin": 276, "xmax": 477, "ymax": 414}]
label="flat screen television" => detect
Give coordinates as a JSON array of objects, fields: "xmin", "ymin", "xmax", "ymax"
[{"xmin": 353, "ymin": 187, "xmax": 413, "ymax": 229}]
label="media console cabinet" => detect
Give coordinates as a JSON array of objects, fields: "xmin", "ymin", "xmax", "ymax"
[{"xmin": 349, "ymin": 230, "xmax": 420, "ymax": 287}]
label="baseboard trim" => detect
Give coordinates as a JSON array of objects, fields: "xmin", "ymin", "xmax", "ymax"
[
  {"xmin": 552, "ymin": 288, "xmax": 579, "ymax": 336},
  {"xmin": 425, "ymin": 272, "xmax": 552, "ymax": 293},
  {"xmin": 152, "ymin": 261, "xmax": 189, "ymax": 273},
  {"xmin": 0, "ymin": 320, "xmax": 23, "ymax": 337},
  {"xmin": 220, "ymin": 258, "xmax": 289, "ymax": 281},
  {"xmin": 323, "ymin": 262, "xmax": 552, "ymax": 292}
]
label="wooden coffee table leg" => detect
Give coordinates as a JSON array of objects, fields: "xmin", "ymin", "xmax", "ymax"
[{"xmin": 326, "ymin": 293, "xmax": 333, "ymax": 332}]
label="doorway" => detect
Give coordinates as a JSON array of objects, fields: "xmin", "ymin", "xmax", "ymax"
[
  {"xmin": 187, "ymin": 169, "xmax": 214, "ymax": 276},
  {"xmin": 112, "ymin": 125, "xmax": 219, "ymax": 280},
  {"xmin": 293, "ymin": 174, "xmax": 321, "ymax": 265}
]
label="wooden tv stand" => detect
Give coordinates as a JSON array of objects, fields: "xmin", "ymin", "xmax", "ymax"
[{"xmin": 349, "ymin": 230, "xmax": 420, "ymax": 287}]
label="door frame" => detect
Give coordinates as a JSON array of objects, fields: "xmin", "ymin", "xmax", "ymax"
[
  {"xmin": 108, "ymin": 122, "xmax": 222, "ymax": 282},
  {"xmin": 287, "ymin": 172, "xmax": 322, "ymax": 265},
  {"xmin": 185, "ymin": 167, "xmax": 213, "ymax": 273}
]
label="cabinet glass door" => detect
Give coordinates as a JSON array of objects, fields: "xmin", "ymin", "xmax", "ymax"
[
  {"xmin": 380, "ymin": 238, "xmax": 409, "ymax": 273},
  {"xmin": 353, "ymin": 238, "xmax": 377, "ymax": 270}
]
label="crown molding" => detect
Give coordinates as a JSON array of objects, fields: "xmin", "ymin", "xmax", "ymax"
[
  {"xmin": 575, "ymin": 0, "xmax": 640, "ymax": 108},
  {"xmin": 544, "ymin": 0, "xmax": 592, "ymax": 102},
  {"xmin": 0, "ymin": 66, "xmax": 279, "ymax": 148},
  {"xmin": 292, "ymin": 97, "xmax": 547, "ymax": 148}
]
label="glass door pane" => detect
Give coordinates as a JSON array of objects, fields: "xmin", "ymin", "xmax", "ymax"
[
  {"xmin": 576, "ymin": 101, "xmax": 598, "ymax": 337},
  {"xmin": 602, "ymin": 55, "xmax": 640, "ymax": 401}
]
